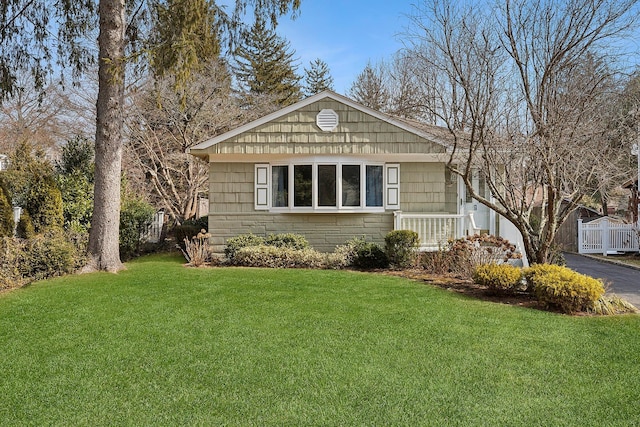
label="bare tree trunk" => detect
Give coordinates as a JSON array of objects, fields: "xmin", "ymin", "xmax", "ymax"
[{"xmin": 84, "ymin": 0, "xmax": 125, "ymax": 273}]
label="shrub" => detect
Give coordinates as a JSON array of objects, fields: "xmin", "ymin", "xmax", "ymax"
[
  {"xmin": 182, "ymin": 229, "xmax": 213, "ymax": 266},
  {"xmin": 56, "ymin": 171, "xmax": 93, "ymax": 233},
  {"xmin": 119, "ymin": 196, "xmax": 155, "ymax": 260},
  {"xmin": 232, "ymin": 245, "xmax": 326, "ymax": 269},
  {"xmin": 24, "ymin": 174, "xmax": 64, "ymax": 234},
  {"xmin": 0, "ymin": 183, "xmax": 14, "ymax": 237},
  {"xmin": 19, "ymin": 231, "xmax": 77, "ymax": 281},
  {"xmin": 15, "ymin": 210, "xmax": 35, "ymax": 239},
  {"xmin": 525, "ymin": 264, "xmax": 605, "ymax": 313},
  {"xmin": 0, "ymin": 237, "xmax": 26, "ymax": 290},
  {"xmin": 332, "ymin": 236, "xmax": 367, "ymax": 268},
  {"xmin": 174, "ymin": 224, "xmax": 202, "ymax": 250},
  {"xmin": 182, "ymin": 216, "xmax": 208, "ymax": 232},
  {"xmin": 447, "ymin": 234, "xmax": 522, "ymax": 278},
  {"xmin": 265, "ymin": 233, "xmax": 309, "ymax": 250},
  {"xmin": 473, "ymin": 263, "xmax": 523, "ymax": 294},
  {"xmin": 419, "ymin": 248, "xmax": 456, "ymax": 275},
  {"xmin": 324, "ymin": 251, "xmax": 350, "ymax": 270},
  {"xmin": 385, "ymin": 230, "xmax": 419, "ymax": 268},
  {"xmin": 354, "ymin": 242, "xmax": 389, "ymax": 269},
  {"xmin": 224, "ymin": 233, "xmax": 266, "ymax": 260}
]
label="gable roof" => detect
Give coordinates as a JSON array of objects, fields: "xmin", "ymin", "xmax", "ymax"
[{"xmin": 189, "ymin": 90, "xmax": 453, "ymax": 159}]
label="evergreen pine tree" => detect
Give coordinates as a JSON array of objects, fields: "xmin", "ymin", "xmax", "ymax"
[
  {"xmin": 234, "ymin": 17, "xmax": 302, "ymax": 106},
  {"xmin": 303, "ymin": 58, "xmax": 334, "ymax": 96}
]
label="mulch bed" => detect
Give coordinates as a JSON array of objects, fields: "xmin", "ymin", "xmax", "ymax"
[{"xmin": 382, "ymin": 269, "xmax": 543, "ymax": 310}]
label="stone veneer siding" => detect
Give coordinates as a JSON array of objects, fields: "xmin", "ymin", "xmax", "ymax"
[{"xmin": 208, "ymin": 161, "xmax": 456, "ymax": 253}]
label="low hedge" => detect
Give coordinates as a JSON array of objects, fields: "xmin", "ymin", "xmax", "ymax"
[{"xmin": 232, "ymin": 245, "xmax": 326, "ymax": 269}]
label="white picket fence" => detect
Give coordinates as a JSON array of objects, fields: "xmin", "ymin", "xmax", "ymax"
[
  {"xmin": 142, "ymin": 211, "xmax": 165, "ymax": 243},
  {"xmin": 577, "ymin": 218, "xmax": 639, "ymax": 255}
]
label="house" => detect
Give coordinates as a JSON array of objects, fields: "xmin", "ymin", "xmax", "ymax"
[
  {"xmin": 189, "ymin": 91, "xmax": 526, "ymax": 258},
  {"xmin": 0, "ymin": 154, "xmax": 8, "ymax": 171}
]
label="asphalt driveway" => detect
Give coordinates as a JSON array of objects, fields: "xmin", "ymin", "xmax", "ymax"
[{"xmin": 564, "ymin": 252, "xmax": 640, "ymax": 308}]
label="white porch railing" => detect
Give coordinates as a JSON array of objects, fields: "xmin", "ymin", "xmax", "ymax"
[
  {"xmin": 393, "ymin": 211, "xmax": 481, "ymax": 251},
  {"xmin": 578, "ymin": 218, "xmax": 639, "ymax": 255}
]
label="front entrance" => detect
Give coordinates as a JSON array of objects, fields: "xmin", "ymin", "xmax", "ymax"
[{"xmin": 462, "ymin": 170, "xmax": 493, "ymax": 234}]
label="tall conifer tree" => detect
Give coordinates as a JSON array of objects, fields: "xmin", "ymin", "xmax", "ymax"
[
  {"xmin": 234, "ymin": 17, "xmax": 301, "ymax": 106},
  {"xmin": 303, "ymin": 58, "xmax": 334, "ymax": 96}
]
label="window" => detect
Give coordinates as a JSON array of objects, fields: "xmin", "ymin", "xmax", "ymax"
[
  {"xmin": 294, "ymin": 165, "xmax": 312, "ymax": 207},
  {"xmin": 255, "ymin": 161, "xmax": 399, "ymax": 212},
  {"xmin": 342, "ymin": 165, "xmax": 361, "ymax": 207},
  {"xmin": 318, "ymin": 165, "xmax": 337, "ymax": 207},
  {"xmin": 366, "ymin": 165, "xmax": 383, "ymax": 207},
  {"xmin": 271, "ymin": 165, "xmax": 288, "ymax": 207}
]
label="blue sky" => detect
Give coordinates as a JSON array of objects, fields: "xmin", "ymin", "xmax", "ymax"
[{"xmin": 273, "ymin": 1, "xmax": 416, "ymax": 95}]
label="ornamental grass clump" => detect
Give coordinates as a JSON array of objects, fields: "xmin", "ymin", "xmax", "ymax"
[
  {"xmin": 525, "ymin": 264, "xmax": 605, "ymax": 314},
  {"xmin": 473, "ymin": 263, "xmax": 523, "ymax": 294},
  {"xmin": 182, "ymin": 229, "xmax": 213, "ymax": 267}
]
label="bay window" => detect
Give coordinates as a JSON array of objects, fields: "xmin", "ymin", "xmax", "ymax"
[{"xmin": 255, "ymin": 161, "xmax": 399, "ymax": 212}]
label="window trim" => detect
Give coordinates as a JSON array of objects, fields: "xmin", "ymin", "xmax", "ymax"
[{"xmin": 255, "ymin": 160, "xmax": 399, "ymax": 213}]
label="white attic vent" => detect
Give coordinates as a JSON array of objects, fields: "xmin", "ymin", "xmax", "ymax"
[{"xmin": 316, "ymin": 109, "xmax": 339, "ymax": 131}]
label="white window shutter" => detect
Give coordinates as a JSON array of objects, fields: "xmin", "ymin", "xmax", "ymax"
[
  {"xmin": 385, "ymin": 164, "xmax": 400, "ymax": 210},
  {"xmin": 255, "ymin": 164, "xmax": 269, "ymax": 210}
]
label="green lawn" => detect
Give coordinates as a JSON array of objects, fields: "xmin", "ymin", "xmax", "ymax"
[{"xmin": 1, "ymin": 253, "xmax": 639, "ymax": 426}]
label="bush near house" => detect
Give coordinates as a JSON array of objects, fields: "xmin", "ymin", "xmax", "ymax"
[
  {"xmin": 385, "ymin": 230, "xmax": 419, "ymax": 268},
  {"xmin": 265, "ymin": 233, "xmax": 309, "ymax": 250},
  {"xmin": 224, "ymin": 233, "xmax": 266, "ymax": 260},
  {"xmin": 233, "ymin": 245, "xmax": 326, "ymax": 269},
  {"xmin": 418, "ymin": 234, "xmax": 521, "ymax": 278},
  {"xmin": 353, "ymin": 241, "xmax": 389, "ymax": 269}
]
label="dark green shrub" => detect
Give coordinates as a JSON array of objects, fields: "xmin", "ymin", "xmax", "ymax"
[
  {"xmin": 24, "ymin": 174, "xmax": 64, "ymax": 233},
  {"xmin": 0, "ymin": 183, "xmax": 14, "ymax": 237},
  {"xmin": 55, "ymin": 136, "xmax": 95, "ymax": 233},
  {"xmin": 473, "ymin": 263, "xmax": 523, "ymax": 294},
  {"xmin": 181, "ymin": 216, "xmax": 208, "ymax": 231},
  {"xmin": 20, "ymin": 231, "xmax": 77, "ymax": 281},
  {"xmin": 224, "ymin": 233, "xmax": 265, "ymax": 260},
  {"xmin": 354, "ymin": 242, "xmax": 389, "ymax": 269},
  {"xmin": 56, "ymin": 171, "xmax": 93, "ymax": 233},
  {"xmin": 265, "ymin": 233, "xmax": 309, "ymax": 250},
  {"xmin": 525, "ymin": 264, "xmax": 605, "ymax": 313},
  {"xmin": 119, "ymin": 196, "xmax": 155, "ymax": 260},
  {"xmin": 174, "ymin": 224, "xmax": 202, "ymax": 250},
  {"xmin": 385, "ymin": 230, "xmax": 419, "ymax": 268}
]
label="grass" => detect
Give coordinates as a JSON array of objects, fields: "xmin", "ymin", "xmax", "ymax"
[{"xmin": 1, "ymin": 253, "xmax": 639, "ymax": 425}]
